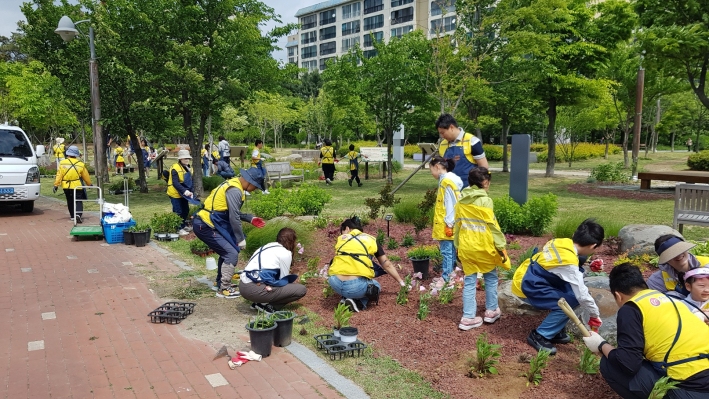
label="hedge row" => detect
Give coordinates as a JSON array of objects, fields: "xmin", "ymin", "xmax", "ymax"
[
  {"xmin": 688, "ymin": 151, "xmax": 709, "ymax": 171},
  {"xmin": 537, "ymin": 143, "xmax": 621, "ymax": 162}
]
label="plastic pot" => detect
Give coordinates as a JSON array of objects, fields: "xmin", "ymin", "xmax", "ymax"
[
  {"xmin": 333, "ymin": 328, "xmax": 341, "ymax": 338},
  {"xmin": 271, "ymin": 311, "xmax": 296, "ymax": 347},
  {"xmin": 123, "ymin": 229, "xmax": 135, "ymax": 245},
  {"xmin": 168, "ymin": 233, "xmax": 180, "ymax": 241},
  {"xmin": 339, "ymin": 327, "xmax": 358, "ymax": 343},
  {"xmin": 410, "ymin": 257, "xmax": 431, "ymax": 280},
  {"xmin": 245, "ymin": 321, "xmax": 278, "ymax": 357},
  {"xmin": 134, "ymin": 231, "xmax": 148, "ymax": 247},
  {"xmin": 146, "ymin": 228, "xmax": 152, "ymax": 243}
]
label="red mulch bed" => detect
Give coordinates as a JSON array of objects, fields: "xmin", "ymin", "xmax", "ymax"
[
  {"xmin": 567, "ymin": 182, "xmax": 673, "ymax": 201},
  {"xmin": 291, "ymin": 220, "xmax": 624, "ymax": 399}
]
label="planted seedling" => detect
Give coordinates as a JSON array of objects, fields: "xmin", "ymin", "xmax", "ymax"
[
  {"xmin": 468, "ymin": 333, "xmax": 502, "ymax": 378},
  {"xmin": 300, "ymin": 256, "xmax": 321, "ymax": 285},
  {"xmin": 396, "ymin": 274, "xmax": 413, "ymax": 305},
  {"xmin": 648, "ymin": 376, "xmax": 680, "ymax": 399},
  {"xmin": 438, "ymin": 286, "xmax": 455, "ymax": 304},
  {"xmin": 376, "ymin": 229, "xmax": 386, "ymax": 246},
  {"xmin": 417, "ymin": 292, "xmax": 432, "ymax": 320},
  {"xmin": 270, "ymin": 311, "xmax": 296, "ymax": 320},
  {"xmin": 577, "ymin": 347, "xmax": 600, "ymax": 374},
  {"xmin": 400, "ymin": 232, "xmax": 415, "ymax": 247},
  {"xmin": 250, "ymin": 310, "xmax": 275, "ymax": 330},
  {"xmin": 522, "ymin": 349, "xmax": 550, "ymax": 386},
  {"xmin": 386, "ymin": 237, "xmax": 399, "ymax": 250},
  {"xmin": 333, "ymin": 303, "xmax": 353, "ymax": 330}
]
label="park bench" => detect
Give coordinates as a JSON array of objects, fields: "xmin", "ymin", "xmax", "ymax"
[
  {"xmin": 265, "ymin": 162, "xmax": 305, "ymax": 186},
  {"xmin": 673, "ymin": 183, "xmax": 709, "ymax": 234},
  {"xmin": 638, "ymin": 171, "xmax": 709, "ymax": 189}
]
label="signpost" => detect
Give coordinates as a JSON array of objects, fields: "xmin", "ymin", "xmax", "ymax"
[
  {"xmin": 510, "ymin": 135, "xmax": 531, "ymax": 205},
  {"xmin": 417, "ymin": 143, "xmax": 437, "ymax": 166},
  {"xmin": 359, "ymin": 147, "xmax": 388, "ymax": 180},
  {"xmin": 229, "ymin": 145, "xmax": 248, "ymax": 168}
]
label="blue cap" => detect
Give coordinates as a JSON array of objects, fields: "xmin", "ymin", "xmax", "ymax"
[{"xmin": 66, "ymin": 146, "xmax": 80, "ymax": 157}]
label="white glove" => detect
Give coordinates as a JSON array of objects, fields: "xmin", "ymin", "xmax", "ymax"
[
  {"xmin": 238, "ymin": 240, "xmax": 246, "ymax": 250},
  {"xmin": 582, "ymin": 331, "xmax": 606, "ymax": 354},
  {"xmin": 260, "ymin": 157, "xmax": 266, "ymax": 161},
  {"xmin": 183, "ymin": 190, "xmax": 193, "ymax": 197}
]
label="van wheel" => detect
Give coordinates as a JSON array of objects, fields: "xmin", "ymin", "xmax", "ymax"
[{"xmin": 20, "ymin": 201, "xmax": 34, "ymax": 213}]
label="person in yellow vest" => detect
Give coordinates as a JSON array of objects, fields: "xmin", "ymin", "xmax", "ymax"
[
  {"xmin": 114, "ymin": 146, "xmax": 125, "ymax": 176},
  {"xmin": 193, "ymin": 168, "xmax": 266, "ymax": 298},
  {"xmin": 436, "ymin": 114, "xmax": 488, "ymax": 188},
  {"xmin": 318, "ymin": 139, "xmax": 338, "ymax": 185},
  {"xmin": 53, "ymin": 146, "xmax": 91, "ymax": 222},
  {"xmin": 648, "ymin": 235, "xmax": 709, "ymax": 299},
  {"xmin": 454, "ymin": 167, "xmax": 510, "ymax": 330},
  {"xmin": 429, "ymin": 155, "xmax": 463, "ymax": 288},
  {"xmin": 682, "ymin": 267, "xmax": 709, "ymax": 322},
  {"xmin": 345, "ymin": 144, "xmax": 366, "ymax": 187},
  {"xmin": 201, "ymin": 144, "xmax": 210, "ymax": 177},
  {"xmin": 251, "ymin": 139, "xmax": 270, "ymax": 194},
  {"xmin": 167, "ymin": 150, "xmax": 197, "ymax": 236},
  {"xmin": 512, "ymin": 219, "xmax": 604, "ymax": 355},
  {"xmin": 52, "ymin": 137, "xmax": 65, "ymax": 169},
  {"xmin": 583, "ymin": 263, "xmax": 709, "ymax": 398},
  {"xmin": 327, "ymin": 216, "xmax": 404, "ymax": 312}
]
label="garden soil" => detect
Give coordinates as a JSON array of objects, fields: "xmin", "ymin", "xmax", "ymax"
[
  {"xmin": 567, "ymin": 182, "xmax": 674, "ymax": 201},
  {"xmin": 291, "ymin": 219, "xmax": 626, "ymax": 399}
]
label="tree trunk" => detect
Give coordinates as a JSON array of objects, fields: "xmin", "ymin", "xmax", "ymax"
[
  {"xmin": 126, "ymin": 126, "xmax": 148, "ymax": 194},
  {"xmin": 622, "ymin": 125, "xmax": 630, "ymax": 168},
  {"xmin": 545, "ymin": 97, "xmax": 557, "ymax": 178},
  {"xmin": 501, "ymin": 124, "xmax": 510, "ymax": 173},
  {"xmin": 386, "ymin": 128, "xmax": 393, "ymax": 184},
  {"xmin": 671, "ymin": 132, "xmax": 675, "ymax": 152},
  {"xmin": 652, "ymin": 99, "xmax": 661, "ymax": 153},
  {"xmin": 644, "ymin": 124, "xmax": 650, "ymax": 158}
]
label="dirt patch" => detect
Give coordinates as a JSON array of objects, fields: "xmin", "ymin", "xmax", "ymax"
[{"xmin": 566, "ymin": 182, "xmax": 673, "ymax": 201}]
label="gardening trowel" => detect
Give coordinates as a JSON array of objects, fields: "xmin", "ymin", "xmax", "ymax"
[{"xmin": 213, "ymin": 345, "xmax": 237, "ymax": 369}]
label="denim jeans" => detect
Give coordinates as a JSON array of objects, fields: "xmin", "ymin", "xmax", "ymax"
[
  {"xmin": 439, "ymin": 240, "xmax": 455, "ymax": 281},
  {"xmin": 520, "ymin": 297, "xmax": 570, "ymax": 339},
  {"xmin": 202, "ymin": 163, "xmax": 210, "ymax": 177},
  {"xmin": 193, "ymin": 218, "xmax": 239, "ymax": 288},
  {"xmin": 170, "ymin": 197, "xmax": 189, "ymax": 229},
  {"xmin": 462, "ymin": 270, "xmax": 499, "ymax": 318},
  {"xmin": 327, "ymin": 276, "xmax": 380, "ymax": 309}
]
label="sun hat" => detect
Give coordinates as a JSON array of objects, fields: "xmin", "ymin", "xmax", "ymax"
[
  {"xmin": 65, "ymin": 146, "xmax": 80, "ymax": 157},
  {"xmin": 177, "ymin": 149, "xmax": 192, "ymax": 159},
  {"xmin": 239, "ymin": 167, "xmax": 264, "ymax": 191},
  {"xmin": 685, "ymin": 267, "xmax": 709, "ymax": 280},
  {"xmin": 657, "ymin": 236, "xmax": 696, "ymax": 264},
  {"xmin": 55, "ymin": 137, "xmax": 65, "ymax": 144}
]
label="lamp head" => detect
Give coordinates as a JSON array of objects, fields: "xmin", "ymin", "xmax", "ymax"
[{"xmin": 55, "ymin": 16, "xmax": 79, "ymax": 42}]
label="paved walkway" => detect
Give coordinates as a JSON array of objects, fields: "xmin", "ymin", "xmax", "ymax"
[{"xmin": 0, "ymin": 197, "xmax": 341, "ymax": 399}]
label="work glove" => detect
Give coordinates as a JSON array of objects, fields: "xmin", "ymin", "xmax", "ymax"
[
  {"xmin": 498, "ymin": 249, "xmax": 512, "ymax": 270},
  {"xmin": 183, "ymin": 190, "xmax": 193, "ymax": 197},
  {"xmin": 251, "ymin": 217, "xmax": 265, "ymax": 228},
  {"xmin": 582, "ymin": 331, "xmax": 606, "ymax": 354},
  {"xmin": 260, "ymin": 157, "xmax": 266, "ymax": 161},
  {"xmin": 53, "ymin": 186, "xmax": 58, "ymax": 194},
  {"xmin": 238, "ymin": 240, "xmax": 246, "ymax": 250},
  {"xmin": 589, "ymin": 259, "xmax": 604, "ymax": 273},
  {"xmin": 588, "ymin": 317, "xmax": 603, "ymax": 332},
  {"xmin": 444, "ymin": 226, "xmax": 454, "ymax": 237}
]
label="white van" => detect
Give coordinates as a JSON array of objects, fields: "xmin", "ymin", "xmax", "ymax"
[{"xmin": 0, "ymin": 124, "xmax": 43, "ymax": 212}]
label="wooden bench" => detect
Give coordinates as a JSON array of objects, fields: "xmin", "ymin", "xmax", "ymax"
[
  {"xmin": 638, "ymin": 171, "xmax": 709, "ymax": 189},
  {"xmin": 674, "ymin": 184, "xmax": 709, "ymax": 233},
  {"xmin": 265, "ymin": 162, "xmax": 304, "ymax": 186}
]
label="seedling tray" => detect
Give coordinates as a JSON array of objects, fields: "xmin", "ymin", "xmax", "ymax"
[
  {"xmin": 313, "ymin": 334, "xmax": 367, "ymax": 360},
  {"xmin": 148, "ymin": 302, "xmax": 196, "ymax": 324}
]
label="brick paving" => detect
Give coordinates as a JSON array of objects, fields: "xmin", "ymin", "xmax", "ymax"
[{"xmin": 0, "ymin": 197, "xmax": 342, "ymax": 398}]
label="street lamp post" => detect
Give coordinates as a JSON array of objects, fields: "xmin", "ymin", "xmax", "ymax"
[{"xmin": 55, "ymin": 16, "xmax": 106, "ymax": 189}]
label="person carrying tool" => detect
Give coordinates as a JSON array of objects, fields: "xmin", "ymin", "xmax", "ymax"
[
  {"xmin": 52, "ymin": 137, "xmax": 65, "ymax": 169},
  {"xmin": 583, "ymin": 263, "xmax": 709, "ymax": 398},
  {"xmin": 167, "ymin": 150, "xmax": 198, "ymax": 236},
  {"xmin": 512, "ymin": 219, "xmax": 604, "ymax": 355},
  {"xmin": 648, "ymin": 235, "xmax": 709, "ymax": 299},
  {"xmin": 251, "ymin": 139, "xmax": 270, "ymax": 194},
  {"xmin": 318, "ymin": 139, "xmax": 338, "ymax": 185},
  {"xmin": 327, "ymin": 216, "xmax": 405, "ymax": 312},
  {"xmin": 53, "ymin": 145, "xmax": 91, "ymax": 222},
  {"xmin": 193, "ymin": 168, "xmax": 266, "ymax": 298},
  {"xmin": 345, "ymin": 144, "xmax": 366, "ymax": 187},
  {"xmin": 435, "ymin": 114, "xmax": 488, "ymax": 189}
]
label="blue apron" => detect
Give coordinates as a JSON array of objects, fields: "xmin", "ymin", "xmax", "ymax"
[
  {"xmin": 443, "ymin": 145, "xmax": 477, "ymax": 189},
  {"xmin": 243, "ymin": 244, "xmax": 298, "ymax": 287},
  {"xmin": 521, "ymin": 254, "xmax": 580, "ymax": 310},
  {"xmin": 179, "ymin": 168, "xmax": 201, "ymax": 205}
]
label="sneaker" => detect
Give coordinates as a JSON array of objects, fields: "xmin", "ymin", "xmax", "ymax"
[
  {"xmin": 216, "ymin": 285, "xmax": 241, "ymax": 298},
  {"xmin": 178, "ymin": 229, "xmax": 189, "ymax": 236},
  {"xmin": 527, "ymin": 330, "xmax": 557, "ymax": 355},
  {"xmin": 263, "ymin": 190, "xmax": 270, "ymax": 195},
  {"xmin": 251, "ymin": 302, "xmax": 276, "ymax": 314},
  {"xmin": 550, "ymin": 329, "xmax": 571, "ymax": 344},
  {"xmin": 183, "ymin": 225, "xmax": 192, "ymax": 233},
  {"xmin": 348, "ymin": 179, "xmax": 353, "ymax": 187},
  {"xmin": 70, "ymin": 217, "xmax": 74, "ymax": 221},
  {"xmin": 245, "ymin": 191, "xmax": 251, "ymax": 196},
  {"xmin": 458, "ymin": 317, "xmax": 483, "ymax": 330},
  {"xmin": 358, "ymin": 183, "xmax": 363, "ymax": 187},
  {"xmin": 344, "ymin": 298, "xmax": 360, "ymax": 313},
  {"xmin": 211, "ymin": 282, "xmax": 219, "ymax": 292},
  {"xmin": 483, "ymin": 308, "xmax": 501, "ymax": 324},
  {"xmin": 339, "ymin": 298, "xmax": 346, "ymax": 305},
  {"xmin": 75, "ymin": 215, "xmax": 83, "ymax": 224}
]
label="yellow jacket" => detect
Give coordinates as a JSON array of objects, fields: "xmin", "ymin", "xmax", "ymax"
[
  {"xmin": 196, "ymin": 179, "xmax": 245, "ymax": 228},
  {"xmin": 166, "ymin": 163, "xmax": 190, "ymax": 199},
  {"xmin": 54, "ymin": 158, "xmax": 91, "ymax": 189},
  {"xmin": 328, "ymin": 230, "xmax": 379, "ymax": 279},
  {"xmin": 321, "ymin": 146, "xmax": 335, "ymax": 164},
  {"xmin": 512, "ymin": 238, "xmax": 578, "ymax": 298},
  {"xmin": 52, "ymin": 143, "xmax": 65, "ymax": 158},
  {"xmin": 432, "ymin": 174, "xmax": 462, "ymax": 241},
  {"xmin": 115, "ymin": 147, "xmax": 125, "ymax": 163}
]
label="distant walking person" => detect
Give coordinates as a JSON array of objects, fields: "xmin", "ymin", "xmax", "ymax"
[
  {"xmin": 53, "ymin": 146, "xmax": 91, "ymax": 223},
  {"xmin": 687, "ymin": 138, "xmax": 694, "ymax": 152},
  {"xmin": 346, "ymin": 144, "xmax": 365, "ymax": 187},
  {"xmin": 319, "ymin": 139, "xmax": 338, "ymax": 185},
  {"xmin": 52, "ymin": 137, "xmax": 65, "ymax": 169},
  {"xmin": 251, "ymin": 139, "xmax": 269, "ymax": 194}
]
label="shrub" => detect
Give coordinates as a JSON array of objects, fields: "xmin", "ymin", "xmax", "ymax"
[
  {"xmin": 202, "ymin": 175, "xmax": 225, "ymax": 192},
  {"xmin": 688, "ymin": 151, "xmax": 709, "ymax": 171},
  {"xmin": 249, "ymin": 187, "xmax": 289, "ymax": 219},
  {"xmin": 108, "ymin": 177, "xmax": 136, "ymax": 192},
  {"xmin": 407, "ymin": 244, "xmax": 438, "ymax": 260},
  {"xmin": 552, "ymin": 214, "xmax": 625, "ymax": 239},
  {"xmin": 537, "ymin": 143, "xmax": 621, "ymax": 163},
  {"xmin": 150, "ymin": 212, "xmax": 184, "ymax": 234},
  {"xmin": 376, "ymin": 229, "xmax": 386, "ymax": 246},
  {"xmin": 189, "ymin": 239, "xmax": 210, "ymax": 252},
  {"xmin": 493, "ymin": 194, "xmax": 557, "ymax": 236},
  {"xmin": 249, "ymin": 183, "xmax": 331, "ymax": 219},
  {"xmin": 242, "ymin": 219, "xmax": 313, "ymax": 258},
  {"xmin": 590, "ymin": 162, "xmax": 630, "ymax": 182},
  {"xmin": 530, "ymin": 144, "xmax": 547, "ymax": 153},
  {"xmin": 493, "ymin": 196, "xmax": 525, "ymax": 234},
  {"xmin": 364, "ymin": 183, "xmax": 400, "ymax": 220},
  {"xmin": 387, "ymin": 237, "xmax": 399, "ymax": 249},
  {"xmin": 400, "ymin": 232, "xmax": 415, "ymax": 247},
  {"xmin": 337, "ymin": 140, "xmax": 378, "ymax": 157},
  {"xmin": 391, "ymin": 160, "xmax": 402, "ymax": 173},
  {"xmin": 482, "ymin": 144, "xmax": 505, "ymax": 162},
  {"xmin": 404, "ymin": 144, "xmax": 420, "ymax": 158},
  {"xmin": 393, "ymin": 201, "xmax": 421, "ymax": 224}
]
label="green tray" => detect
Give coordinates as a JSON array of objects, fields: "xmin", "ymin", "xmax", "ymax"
[{"xmin": 70, "ymin": 226, "xmax": 104, "ymax": 236}]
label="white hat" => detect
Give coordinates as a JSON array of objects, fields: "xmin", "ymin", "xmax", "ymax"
[
  {"xmin": 56, "ymin": 137, "xmax": 65, "ymax": 144},
  {"xmin": 177, "ymin": 149, "xmax": 192, "ymax": 160}
]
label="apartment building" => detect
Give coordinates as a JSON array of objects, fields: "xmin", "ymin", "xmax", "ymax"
[{"xmin": 291, "ymin": 0, "xmax": 457, "ymax": 71}]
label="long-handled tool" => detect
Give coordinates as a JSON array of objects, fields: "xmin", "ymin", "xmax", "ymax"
[{"xmin": 558, "ymin": 298, "xmax": 591, "ymax": 338}]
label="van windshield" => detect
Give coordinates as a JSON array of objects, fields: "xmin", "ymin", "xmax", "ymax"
[{"xmin": 0, "ymin": 129, "xmax": 33, "ymax": 158}]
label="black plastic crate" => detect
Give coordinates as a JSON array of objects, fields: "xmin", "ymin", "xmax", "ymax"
[
  {"xmin": 148, "ymin": 302, "xmax": 196, "ymax": 324},
  {"xmin": 313, "ymin": 334, "xmax": 367, "ymax": 360}
]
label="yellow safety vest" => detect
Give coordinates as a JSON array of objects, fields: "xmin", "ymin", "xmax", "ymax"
[
  {"xmin": 251, "ymin": 149, "xmax": 260, "ymax": 167},
  {"xmin": 662, "ymin": 256, "xmax": 709, "ymax": 292},
  {"xmin": 196, "ymin": 179, "xmax": 245, "ymax": 228},
  {"xmin": 321, "ymin": 146, "xmax": 334, "ymax": 164},
  {"xmin": 166, "ymin": 163, "xmax": 190, "ymax": 199},
  {"xmin": 212, "ymin": 150, "xmax": 219, "ymax": 160},
  {"xmin": 53, "ymin": 144, "xmax": 65, "ymax": 158},
  {"xmin": 57, "ymin": 158, "xmax": 86, "ymax": 189},
  {"xmin": 328, "ymin": 230, "xmax": 378, "ymax": 279},
  {"xmin": 438, "ymin": 132, "xmax": 477, "ymax": 165},
  {"xmin": 512, "ymin": 238, "xmax": 578, "ymax": 298},
  {"xmin": 115, "ymin": 147, "xmax": 125, "ymax": 163},
  {"xmin": 347, "ymin": 151, "xmax": 359, "ymax": 171},
  {"xmin": 455, "ymin": 200, "xmax": 510, "ymax": 274},
  {"xmin": 432, "ymin": 177, "xmax": 461, "ymax": 241},
  {"xmin": 630, "ymin": 289, "xmax": 709, "ymax": 381}
]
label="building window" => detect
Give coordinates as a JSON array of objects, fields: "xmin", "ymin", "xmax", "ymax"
[
  {"xmin": 301, "ymin": 45, "xmax": 317, "ymax": 59},
  {"xmin": 342, "ymin": 3, "xmax": 361, "ymax": 19},
  {"xmin": 342, "ymin": 36, "xmax": 360, "ymax": 52},
  {"xmin": 320, "ymin": 57, "xmax": 336, "ymax": 70},
  {"xmin": 363, "ymin": 14, "xmax": 384, "ymax": 30},
  {"xmin": 320, "ymin": 41, "xmax": 337, "ymax": 56},
  {"xmin": 363, "ymin": 31, "xmax": 383, "ymax": 47},
  {"xmin": 320, "ymin": 10, "xmax": 336, "ymax": 25},
  {"xmin": 431, "ymin": 0, "xmax": 456, "ymax": 16},
  {"xmin": 301, "ymin": 15, "xmax": 317, "ymax": 30},
  {"xmin": 288, "ymin": 57, "xmax": 296, "ymax": 64},
  {"xmin": 391, "ymin": 7, "xmax": 413, "ymax": 25},
  {"xmin": 320, "ymin": 26, "xmax": 337, "ymax": 40},
  {"xmin": 301, "ymin": 60, "xmax": 318, "ymax": 71},
  {"xmin": 364, "ymin": 0, "xmax": 383, "ymax": 15},
  {"xmin": 342, "ymin": 21, "xmax": 361, "ymax": 36},
  {"xmin": 430, "ymin": 16, "xmax": 456, "ymax": 34},
  {"xmin": 301, "ymin": 31, "xmax": 317, "ymax": 45},
  {"xmin": 391, "ymin": 0, "xmax": 413, "ymax": 7},
  {"xmin": 288, "ymin": 47, "xmax": 296, "ymax": 57},
  {"xmin": 391, "ymin": 25, "xmax": 413, "ymax": 39},
  {"xmin": 363, "ymin": 49, "xmax": 378, "ymax": 59}
]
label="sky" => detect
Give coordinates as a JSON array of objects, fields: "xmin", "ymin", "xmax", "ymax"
[{"xmin": 0, "ymin": 0, "xmax": 311, "ymax": 63}]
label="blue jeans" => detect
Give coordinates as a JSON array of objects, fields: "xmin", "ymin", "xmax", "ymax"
[
  {"xmin": 520, "ymin": 298, "xmax": 569, "ymax": 339},
  {"xmin": 193, "ymin": 218, "xmax": 239, "ymax": 288},
  {"xmin": 327, "ymin": 276, "xmax": 380, "ymax": 309},
  {"xmin": 439, "ymin": 240, "xmax": 455, "ymax": 281},
  {"xmin": 462, "ymin": 270, "xmax": 499, "ymax": 318},
  {"xmin": 202, "ymin": 163, "xmax": 210, "ymax": 177},
  {"xmin": 170, "ymin": 197, "xmax": 189, "ymax": 230}
]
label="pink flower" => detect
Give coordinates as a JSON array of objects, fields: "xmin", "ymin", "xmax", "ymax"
[
  {"xmin": 297, "ymin": 243, "xmax": 302, "ymax": 248},
  {"xmin": 413, "ymin": 272, "xmax": 423, "ymax": 279},
  {"xmin": 420, "ymin": 286, "xmax": 426, "ymax": 292},
  {"xmin": 448, "ymin": 280, "xmax": 456, "ymax": 287},
  {"xmin": 455, "ymin": 267, "xmax": 462, "ymax": 272},
  {"xmin": 298, "ymin": 247, "xmax": 304, "ymax": 254},
  {"xmin": 431, "ymin": 288, "xmax": 438, "ymax": 296}
]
